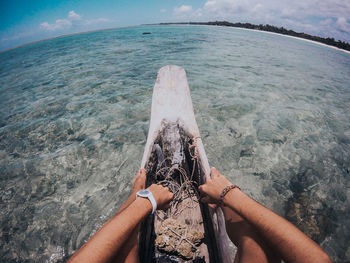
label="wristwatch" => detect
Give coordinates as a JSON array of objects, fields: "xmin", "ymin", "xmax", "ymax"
[{"xmin": 136, "ymin": 189, "xmax": 157, "ymax": 214}]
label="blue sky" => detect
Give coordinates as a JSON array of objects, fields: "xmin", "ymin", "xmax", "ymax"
[{"xmin": 1, "ymin": 0, "xmax": 350, "ymax": 50}]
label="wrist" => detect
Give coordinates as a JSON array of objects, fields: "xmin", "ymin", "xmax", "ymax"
[
  {"xmin": 136, "ymin": 189, "xmax": 157, "ymax": 214},
  {"xmin": 222, "ymin": 186, "xmax": 242, "ymax": 207},
  {"xmin": 219, "ymin": 185, "xmax": 240, "ymax": 206},
  {"xmin": 133, "ymin": 197, "xmax": 153, "ymax": 214}
]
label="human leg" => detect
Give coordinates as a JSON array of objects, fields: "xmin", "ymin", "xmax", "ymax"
[{"xmin": 223, "ymin": 206, "xmax": 281, "ymax": 263}]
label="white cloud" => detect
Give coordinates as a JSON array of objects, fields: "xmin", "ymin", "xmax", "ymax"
[
  {"xmin": 193, "ymin": 8, "xmax": 203, "ymax": 18},
  {"xmin": 83, "ymin": 18, "xmax": 110, "ymax": 26},
  {"xmin": 40, "ymin": 19, "xmax": 72, "ymax": 31},
  {"xmin": 201, "ymin": 0, "xmax": 350, "ymax": 23},
  {"xmin": 160, "ymin": 9, "xmax": 167, "ymax": 13},
  {"xmin": 320, "ymin": 18, "xmax": 333, "ymax": 27},
  {"xmin": 68, "ymin": 10, "xmax": 82, "ymax": 20},
  {"xmin": 197, "ymin": 0, "xmax": 350, "ymax": 41},
  {"xmin": 40, "ymin": 11, "xmax": 110, "ymax": 32},
  {"xmin": 174, "ymin": 5, "xmax": 193, "ymax": 15},
  {"xmin": 204, "ymin": 0, "xmax": 250, "ymax": 17},
  {"xmin": 1, "ymin": 30, "xmax": 36, "ymax": 42},
  {"xmin": 253, "ymin": 3, "xmax": 263, "ymax": 13},
  {"xmin": 336, "ymin": 17, "xmax": 350, "ymax": 33}
]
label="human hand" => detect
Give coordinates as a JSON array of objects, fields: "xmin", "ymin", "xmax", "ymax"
[
  {"xmin": 147, "ymin": 184, "xmax": 174, "ymax": 210},
  {"xmin": 132, "ymin": 169, "xmax": 146, "ymax": 192},
  {"xmin": 198, "ymin": 167, "xmax": 233, "ymax": 204}
]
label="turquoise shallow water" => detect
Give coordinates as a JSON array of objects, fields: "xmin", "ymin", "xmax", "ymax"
[{"xmin": 1, "ymin": 25, "xmax": 350, "ymax": 262}]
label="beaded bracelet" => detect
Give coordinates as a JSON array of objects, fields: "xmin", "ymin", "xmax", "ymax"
[{"xmin": 219, "ymin": 185, "xmax": 240, "ymax": 204}]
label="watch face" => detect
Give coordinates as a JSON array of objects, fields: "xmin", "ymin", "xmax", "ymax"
[{"xmin": 139, "ymin": 190, "xmax": 149, "ymax": 196}]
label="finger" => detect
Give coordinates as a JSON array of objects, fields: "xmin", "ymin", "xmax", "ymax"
[
  {"xmin": 210, "ymin": 167, "xmax": 220, "ymax": 178},
  {"xmin": 133, "ymin": 169, "xmax": 146, "ymax": 185},
  {"xmin": 208, "ymin": 203, "xmax": 217, "ymax": 209},
  {"xmin": 198, "ymin": 185, "xmax": 206, "ymax": 193},
  {"xmin": 162, "ymin": 202, "xmax": 171, "ymax": 210}
]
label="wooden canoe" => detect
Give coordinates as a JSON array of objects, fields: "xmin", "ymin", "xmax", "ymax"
[{"xmin": 139, "ymin": 65, "xmax": 231, "ymax": 263}]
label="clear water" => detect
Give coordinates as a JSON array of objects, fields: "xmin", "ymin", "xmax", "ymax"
[{"xmin": 0, "ymin": 25, "xmax": 350, "ymax": 262}]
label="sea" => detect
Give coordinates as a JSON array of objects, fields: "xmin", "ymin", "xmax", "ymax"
[{"xmin": 0, "ymin": 25, "xmax": 350, "ymax": 262}]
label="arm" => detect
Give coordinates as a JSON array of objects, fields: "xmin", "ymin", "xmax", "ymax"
[
  {"xmin": 116, "ymin": 169, "xmax": 147, "ymax": 215},
  {"xmin": 113, "ymin": 169, "xmax": 147, "ymax": 263},
  {"xmin": 68, "ymin": 184, "xmax": 173, "ymax": 263},
  {"xmin": 199, "ymin": 168, "xmax": 332, "ymax": 263}
]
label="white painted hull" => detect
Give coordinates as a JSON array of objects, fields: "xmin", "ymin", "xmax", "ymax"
[{"xmin": 140, "ymin": 65, "xmax": 231, "ymax": 262}]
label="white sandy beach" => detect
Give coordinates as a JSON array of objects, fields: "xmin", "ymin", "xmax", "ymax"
[{"xmin": 228, "ymin": 26, "xmax": 350, "ymax": 55}]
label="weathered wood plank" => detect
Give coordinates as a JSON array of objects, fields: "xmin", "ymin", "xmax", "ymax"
[{"xmin": 139, "ymin": 65, "xmax": 231, "ymax": 263}]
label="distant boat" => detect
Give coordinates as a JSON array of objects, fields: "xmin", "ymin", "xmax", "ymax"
[
  {"xmin": 138, "ymin": 65, "xmax": 231, "ymax": 262},
  {"xmin": 142, "ymin": 32, "xmax": 151, "ymax": 35}
]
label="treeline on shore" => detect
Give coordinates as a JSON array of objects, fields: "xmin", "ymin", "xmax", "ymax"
[{"xmin": 159, "ymin": 21, "xmax": 350, "ymax": 52}]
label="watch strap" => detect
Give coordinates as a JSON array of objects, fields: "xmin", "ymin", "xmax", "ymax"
[
  {"xmin": 136, "ymin": 190, "xmax": 157, "ymax": 214},
  {"xmin": 147, "ymin": 192, "xmax": 157, "ymax": 214}
]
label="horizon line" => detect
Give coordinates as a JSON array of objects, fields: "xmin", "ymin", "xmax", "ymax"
[
  {"xmin": 1, "ymin": 22, "xmax": 349, "ymax": 54},
  {"xmin": 0, "ymin": 26, "xmax": 128, "ymax": 53}
]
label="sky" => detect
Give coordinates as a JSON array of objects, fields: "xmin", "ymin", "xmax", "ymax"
[{"xmin": 1, "ymin": 0, "xmax": 350, "ymax": 50}]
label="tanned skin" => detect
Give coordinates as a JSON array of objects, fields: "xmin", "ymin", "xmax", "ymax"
[
  {"xmin": 199, "ymin": 168, "xmax": 332, "ymax": 263},
  {"xmin": 113, "ymin": 169, "xmax": 147, "ymax": 263},
  {"xmin": 69, "ymin": 168, "xmax": 332, "ymax": 263},
  {"xmin": 68, "ymin": 169, "xmax": 173, "ymax": 263}
]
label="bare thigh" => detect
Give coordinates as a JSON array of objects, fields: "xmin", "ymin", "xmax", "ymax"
[{"xmin": 223, "ymin": 207, "xmax": 280, "ymax": 263}]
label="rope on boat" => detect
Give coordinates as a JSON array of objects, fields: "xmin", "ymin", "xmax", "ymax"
[
  {"xmin": 189, "ymin": 136, "xmax": 201, "ymax": 184},
  {"xmin": 154, "ymin": 137, "xmax": 201, "ymax": 218},
  {"xmin": 152, "ymin": 136, "xmax": 204, "ymax": 260}
]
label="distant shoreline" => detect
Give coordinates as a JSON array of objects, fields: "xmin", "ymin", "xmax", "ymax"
[
  {"xmin": 1, "ymin": 22, "xmax": 350, "ymax": 55},
  {"xmin": 235, "ymin": 27, "xmax": 350, "ymax": 55},
  {"xmin": 157, "ymin": 22, "xmax": 350, "ymax": 54}
]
